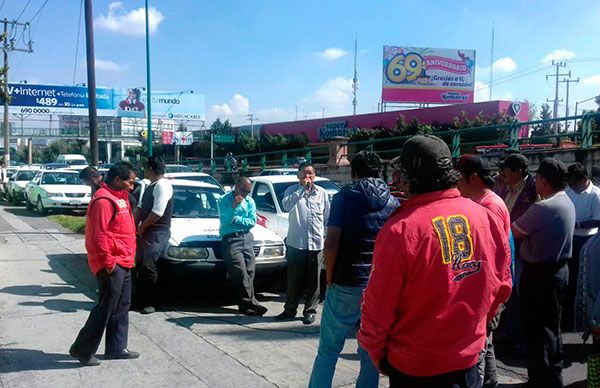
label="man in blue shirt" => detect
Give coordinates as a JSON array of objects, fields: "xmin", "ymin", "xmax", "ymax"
[{"xmin": 219, "ymin": 177, "xmax": 267, "ymax": 316}]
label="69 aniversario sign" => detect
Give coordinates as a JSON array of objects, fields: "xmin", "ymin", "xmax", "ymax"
[{"xmin": 382, "ymin": 46, "xmax": 476, "ymax": 104}]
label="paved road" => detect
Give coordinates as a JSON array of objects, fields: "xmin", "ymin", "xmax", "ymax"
[{"xmin": 0, "ymin": 201, "xmax": 588, "ymax": 387}]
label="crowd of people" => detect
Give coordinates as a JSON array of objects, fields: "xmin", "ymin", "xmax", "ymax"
[{"xmin": 66, "ymin": 136, "xmax": 600, "ymax": 388}]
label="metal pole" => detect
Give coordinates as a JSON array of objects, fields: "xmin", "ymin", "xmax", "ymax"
[
  {"xmin": 145, "ymin": 0, "xmax": 153, "ymax": 156},
  {"xmin": 27, "ymin": 138, "xmax": 32, "ymax": 164},
  {"xmin": 565, "ymin": 80, "xmax": 570, "ymax": 132},
  {"xmin": 575, "ymin": 102, "xmax": 579, "ymax": 131},
  {"xmin": 84, "ymin": 0, "xmax": 99, "ymax": 166},
  {"xmin": 552, "ymin": 62, "xmax": 559, "ymax": 134},
  {"xmin": 3, "ymin": 19, "xmax": 9, "ymax": 164},
  {"xmin": 210, "ymin": 132, "xmax": 214, "ymax": 160}
]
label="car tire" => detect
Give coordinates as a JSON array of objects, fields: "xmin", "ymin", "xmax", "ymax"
[
  {"xmin": 12, "ymin": 191, "xmax": 19, "ymax": 205},
  {"xmin": 36, "ymin": 196, "xmax": 48, "ymax": 216},
  {"xmin": 25, "ymin": 195, "xmax": 34, "ymax": 211}
]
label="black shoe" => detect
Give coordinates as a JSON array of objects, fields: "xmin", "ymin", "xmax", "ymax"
[
  {"xmin": 69, "ymin": 346, "xmax": 101, "ymax": 366},
  {"xmin": 104, "ymin": 348, "xmax": 140, "ymax": 360},
  {"xmin": 302, "ymin": 313, "xmax": 316, "ymax": 325},
  {"xmin": 141, "ymin": 306, "xmax": 156, "ymax": 314},
  {"xmin": 274, "ymin": 310, "xmax": 296, "ymax": 321},
  {"xmin": 250, "ymin": 304, "xmax": 268, "ymax": 316}
]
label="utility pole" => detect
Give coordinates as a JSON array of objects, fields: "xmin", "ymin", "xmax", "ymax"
[
  {"xmin": 559, "ymin": 77, "xmax": 579, "ymax": 131},
  {"xmin": 489, "ymin": 22, "xmax": 494, "ymax": 101},
  {"xmin": 1, "ymin": 19, "xmax": 33, "ymax": 165},
  {"xmin": 247, "ymin": 113, "xmax": 258, "ymax": 139},
  {"xmin": 84, "ymin": 0, "xmax": 99, "ymax": 166},
  {"xmin": 546, "ymin": 60, "xmax": 569, "ymax": 134},
  {"xmin": 352, "ymin": 37, "xmax": 358, "ymax": 115}
]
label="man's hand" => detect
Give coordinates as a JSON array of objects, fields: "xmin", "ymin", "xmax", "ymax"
[
  {"xmin": 232, "ymin": 195, "xmax": 244, "ymax": 208},
  {"xmin": 136, "ymin": 224, "xmax": 146, "ymax": 236},
  {"xmin": 301, "ymin": 177, "xmax": 312, "ymax": 190}
]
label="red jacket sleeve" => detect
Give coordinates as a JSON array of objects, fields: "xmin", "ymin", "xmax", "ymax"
[
  {"xmin": 358, "ymin": 225, "xmax": 405, "ymax": 366},
  {"xmin": 88, "ymin": 198, "xmax": 116, "ymax": 269}
]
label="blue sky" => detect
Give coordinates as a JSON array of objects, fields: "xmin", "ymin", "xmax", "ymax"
[{"xmin": 3, "ymin": 0, "xmax": 600, "ymax": 126}]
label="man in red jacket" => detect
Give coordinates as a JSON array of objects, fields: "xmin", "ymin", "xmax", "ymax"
[
  {"xmin": 358, "ymin": 135, "xmax": 512, "ymax": 387},
  {"xmin": 69, "ymin": 162, "xmax": 140, "ymax": 366}
]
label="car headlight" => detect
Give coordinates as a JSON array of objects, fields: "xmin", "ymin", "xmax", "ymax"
[
  {"xmin": 262, "ymin": 245, "xmax": 285, "ymax": 257},
  {"xmin": 167, "ymin": 246, "xmax": 209, "ymax": 260}
]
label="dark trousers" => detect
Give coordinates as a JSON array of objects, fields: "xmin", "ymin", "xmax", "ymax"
[
  {"xmin": 284, "ymin": 246, "xmax": 320, "ymax": 316},
  {"xmin": 382, "ymin": 358, "xmax": 481, "ymax": 388},
  {"xmin": 520, "ymin": 261, "xmax": 568, "ymax": 388},
  {"xmin": 133, "ymin": 228, "xmax": 170, "ymax": 308},
  {"xmin": 563, "ymin": 234, "xmax": 591, "ymax": 331},
  {"xmin": 221, "ymin": 232, "xmax": 258, "ymax": 308},
  {"xmin": 71, "ymin": 265, "xmax": 131, "ymax": 357}
]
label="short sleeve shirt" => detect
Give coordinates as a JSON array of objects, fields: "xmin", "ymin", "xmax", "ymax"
[
  {"xmin": 566, "ymin": 183, "xmax": 600, "ymax": 236},
  {"xmin": 327, "ymin": 192, "xmax": 346, "ymax": 228},
  {"xmin": 513, "ymin": 191, "xmax": 576, "ymax": 263}
]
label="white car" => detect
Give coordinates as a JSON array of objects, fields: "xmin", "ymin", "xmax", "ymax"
[
  {"xmin": 6, "ymin": 167, "xmax": 40, "ymax": 204},
  {"xmin": 25, "ymin": 169, "xmax": 91, "ymax": 215},
  {"xmin": 158, "ymin": 180, "xmax": 286, "ymax": 287},
  {"xmin": 164, "ymin": 172, "xmax": 225, "ymax": 190},
  {"xmin": 249, "ymin": 175, "xmax": 340, "ymax": 239},
  {"xmin": 56, "ymin": 154, "xmax": 89, "ymax": 171},
  {"xmin": 257, "ymin": 168, "xmax": 298, "ymax": 176}
]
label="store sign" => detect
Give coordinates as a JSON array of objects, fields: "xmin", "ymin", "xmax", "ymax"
[{"xmin": 318, "ymin": 121, "xmax": 356, "ymax": 142}]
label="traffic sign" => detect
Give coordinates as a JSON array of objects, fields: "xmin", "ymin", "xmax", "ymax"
[{"xmin": 213, "ymin": 134, "xmax": 235, "ymax": 144}]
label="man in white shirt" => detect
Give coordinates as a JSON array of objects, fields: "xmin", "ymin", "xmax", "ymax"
[
  {"xmin": 134, "ymin": 156, "xmax": 174, "ymax": 315},
  {"xmin": 275, "ymin": 162, "xmax": 330, "ymax": 325},
  {"xmin": 564, "ymin": 162, "xmax": 600, "ymax": 331},
  {"xmin": 0, "ymin": 160, "xmax": 7, "ymax": 200}
]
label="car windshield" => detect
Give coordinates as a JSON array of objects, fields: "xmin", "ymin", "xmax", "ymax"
[
  {"xmin": 172, "ymin": 186, "xmax": 223, "ymax": 219},
  {"xmin": 260, "ymin": 170, "xmax": 297, "ymax": 176},
  {"xmin": 66, "ymin": 159, "xmax": 87, "ymax": 166},
  {"xmin": 166, "ymin": 165, "xmax": 193, "ymax": 173},
  {"xmin": 273, "ymin": 180, "xmax": 340, "ymax": 212},
  {"xmin": 171, "ymin": 174, "xmax": 222, "ymax": 188},
  {"xmin": 15, "ymin": 171, "xmax": 37, "ymax": 181},
  {"xmin": 41, "ymin": 172, "xmax": 81, "ymax": 185}
]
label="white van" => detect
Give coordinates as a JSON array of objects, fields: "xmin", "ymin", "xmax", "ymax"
[{"xmin": 56, "ymin": 154, "xmax": 88, "ymax": 170}]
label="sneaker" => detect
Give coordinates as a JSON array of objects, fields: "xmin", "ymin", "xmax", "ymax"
[
  {"xmin": 274, "ymin": 309, "xmax": 296, "ymax": 321},
  {"xmin": 141, "ymin": 306, "xmax": 156, "ymax": 315},
  {"xmin": 69, "ymin": 346, "xmax": 101, "ymax": 366},
  {"xmin": 302, "ymin": 313, "xmax": 316, "ymax": 325},
  {"xmin": 104, "ymin": 348, "xmax": 140, "ymax": 360}
]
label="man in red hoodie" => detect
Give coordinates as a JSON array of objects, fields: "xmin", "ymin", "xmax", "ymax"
[
  {"xmin": 358, "ymin": 135, "xmax": 512, "ymax": 387},
  {"xmin": 69, "ymin": 162, "xmax": 139, "ymax": 366}
]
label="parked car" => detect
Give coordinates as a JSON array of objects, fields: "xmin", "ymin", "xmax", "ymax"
[
  {"xmin": 158, "ymin": 180, "xmax": 286, "ymax": 287},
  {"xmin": 249, "ymin": 175, "xmax": 340, "ymax": 239},
  {"xmin": 25, "ymin": 169, "xmax": 91, "ymax": 215},
  {"xmin": 6, "ymin": 167, "xmax": 40, "ymax": 204},
  {"xmin": 165, "ymin": 164, "xmax": 193, "ymax": 173},
  {"xmin": 6, "ymin": 166, "xmax": 18, "ymax": 178},
  {"xmin": 257, "ymin": 168, "xmax": 298, "ymax": 176},
  {"xmin": 42, "ymin": 163, "xmax": 70, "ymax": 170},
  {"xmin": 164, "ymin": 172, "xmax": 223, "ymax": 190},
  {"xmin": 56, "ymin": 154, "xmax": 89, "ymax": 170},
  {"xmin": 97, "ymin": 163, "xmax": 112, "ymax": 172}
]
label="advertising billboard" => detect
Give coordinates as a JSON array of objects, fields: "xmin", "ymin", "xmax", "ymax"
[
  {"xmin": 0, "ymin": 84, "xmax": 205, "ymax": 121},
  {"xmin": 382, "ymin": 46, "xmax": 476, "ymax": 104}
]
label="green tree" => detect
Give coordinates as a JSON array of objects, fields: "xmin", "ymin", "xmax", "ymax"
[
  {"xmin": 530, "ymin": 103, "xmax": 553, "ymax": 142},
  {"xmin": 39, "ymin": 140, "xmax": 89, "ymax": 163},
  {"xmin": 209, "ymin": 118, "xmax": 233, "ymax": 135}
]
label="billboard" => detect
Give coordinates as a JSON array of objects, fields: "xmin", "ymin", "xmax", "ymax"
[
  {"xmin": 382, "ymin": 46, "xmax": 476, "ymax": 104},
  {"xmin": 0, "ymin": 84, "xmax": 205, "ymax": 121}
]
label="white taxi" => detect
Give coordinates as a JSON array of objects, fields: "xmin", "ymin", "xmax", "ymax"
[{"xmin": 25, "ymin": 169, "xmax": 91, "ymax": 215}]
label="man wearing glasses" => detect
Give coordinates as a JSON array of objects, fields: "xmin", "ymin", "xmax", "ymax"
[{"xmin": 219, "ymin": 177, "xmax": 268, "ymax": 316}]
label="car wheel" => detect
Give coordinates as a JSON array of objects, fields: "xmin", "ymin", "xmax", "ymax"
[
  {"xmin": 25, "ymin": 195, "xmax": 33, "ymax": 211},
  {"xmin": 11, "ymin": 191, "xmax": 19, "ymax": 205},
  {"xmin": 36, "ymin": 196, "xmax": 48, "ymax": 216}
]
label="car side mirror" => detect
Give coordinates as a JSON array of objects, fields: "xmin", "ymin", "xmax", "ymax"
[{"xmin": 223, "ymin": 185, "xmax": 232, "ymax": 193}]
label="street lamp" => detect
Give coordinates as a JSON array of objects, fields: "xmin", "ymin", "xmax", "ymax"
[{"xmin": 574, "ymin": 94, "xmax": 600, "ymax": 130}]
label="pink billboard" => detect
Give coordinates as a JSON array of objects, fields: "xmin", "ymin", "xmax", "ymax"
[{"xmin": 382, "ymin": 46, "xmax": 476, "ymax": 104}]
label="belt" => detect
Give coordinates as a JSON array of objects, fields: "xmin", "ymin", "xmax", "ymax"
[{"xmin": 222, "ymin": 230, "xmax": 249, "ymax": 239}]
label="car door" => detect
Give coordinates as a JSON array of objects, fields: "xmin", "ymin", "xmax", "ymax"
[
  {"xmin": 252, "ymin": 181, "xmax": 286, "ymax": 238},
  {"xmin": 26, "ymin": 172, "xmax": 41, "ymax": 201}
]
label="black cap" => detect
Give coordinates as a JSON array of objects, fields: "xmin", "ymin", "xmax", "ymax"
[
  {"xmin": 536, "ymin": 158, "xmax": 568, "ymax": 181},
  {"xmin": 456, "ymin": 154, "xmax": 492, "ymax": 178},
  {"xmin": 393, "ymin": 135, "xmax": 453, "ymax": 176},
  {"xmin": 497, "ymin": 153, "xmax": 529, "ymax": 171}
]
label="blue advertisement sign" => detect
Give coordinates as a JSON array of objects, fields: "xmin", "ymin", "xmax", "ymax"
[{"xmin": 1, "ymin": 83, "xmax": 204, "ymax": 121}]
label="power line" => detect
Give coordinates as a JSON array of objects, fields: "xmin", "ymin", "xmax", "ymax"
[
  {"xmin": 72, "ymin": 0, "xmax": 83, "ymax": 85},
  {"xmin": 12, "ymin": 0, "xmax": 48, "ymax": 80},
  {"xmin": 0, "ymin": 0, "xmax": 6, "ymax": 12},
  {"xmin": 16, "ymin": 0, "xmax": 32, "ymax": 21},
  {"xmin": 475, "ymin": 65, "xmax": 548, "ymax": 90},
  {"xmin": 28, "ymin": 0, "xmax": 48, "ymax": 23}
]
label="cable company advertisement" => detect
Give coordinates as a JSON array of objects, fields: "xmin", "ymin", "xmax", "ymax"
[
  {"xmin": 382, "ymin": 46, "xmax": 476, "ymax": 104},
  {"xmin": 0, "ymin": 84, "xmax": 205, "ymax": 121}
]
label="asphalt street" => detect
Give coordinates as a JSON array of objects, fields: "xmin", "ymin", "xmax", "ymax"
[{"xmin": 0, "ymin": 200, "xmax": 588, "ymax": 387}]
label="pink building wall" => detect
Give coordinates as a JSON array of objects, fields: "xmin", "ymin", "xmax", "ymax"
[{"xmin": 253, "ymin": 100, "xmax": 529, "ymax": 143}]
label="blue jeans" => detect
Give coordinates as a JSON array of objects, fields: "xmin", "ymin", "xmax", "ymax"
[{"xmin": 308, "ymin": 284, "xmax": 379, "ymax": 388}]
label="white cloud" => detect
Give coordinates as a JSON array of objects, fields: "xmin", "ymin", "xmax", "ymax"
[
  {"xmin": 474, "ymin": 81, "xmax": 514, "ymax": 102},
  {"xmin": 316, "ymin": 48, "xmax": 348, "ymax": 61},
  {"xmin": 95, "ymin": 58, "xmax": 127, "ymax": 72},
  {"xmin": 493, "ymin": 57, "xmax": 517, "ymax": 72},
  {"xmin": 304, "ymin": 77, "xmax": 353, "ymax": 116},
  {"xmin": 95, "ymin": 2, "xmax": 165, "ymax": 37},
  {"xmin": 541, "ymin": 49, "xmax": 575, "ymax": 63},
  {"xmin": 209, "ymin": 94, "xmax": 250, "ymax": 125},
  {"xmin": 582, "ymin": 74, "xmax": 600, "ymax": 86}
]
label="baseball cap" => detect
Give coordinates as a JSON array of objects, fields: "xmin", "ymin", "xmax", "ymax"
[
  {"xmin": 497, "ymin": 153, "xmax": 529, "ymax": 171},
  {"xmin": 535, "ymin": 158, "xmax": 568, "ymax": 181},
  {"xmin": 456, "ymin": 154, "xmax": 492, "ymax": 179},
  {"xmin": 392, "ymin": 135, "xmax": 453, "ymax": 176}
]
